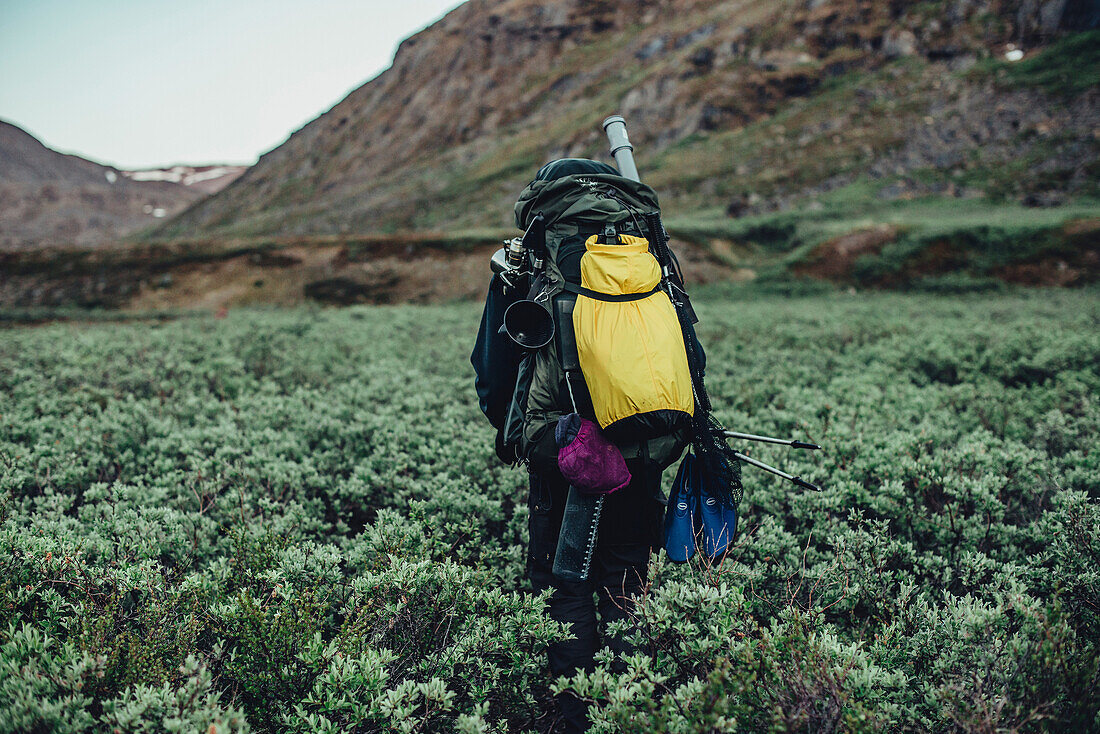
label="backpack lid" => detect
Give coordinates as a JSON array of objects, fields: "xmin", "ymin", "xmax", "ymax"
[
  {"xmin": 534, "ymin": 158, "xmax": 619, "ymax": 181},
  {"xmin": 515, "ymin": 169, "xmax": 661, "ymax": 230}
]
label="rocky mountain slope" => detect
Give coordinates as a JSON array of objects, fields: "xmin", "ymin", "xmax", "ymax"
[
  {"xmin": 0, "ymin": 121, "xmax": 203, "ymax": 249},
  {"xmin": 155, "ymin": 0, "xmax": 1099, "ymax": 240}
]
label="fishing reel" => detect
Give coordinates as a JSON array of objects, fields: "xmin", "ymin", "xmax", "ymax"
[
  {"xmin": 490, "ymin": 235, "xmax": 532, "ymax": 291},
  {"xmin": 489, "ymin": 213, "xmax": 546, "ymax": 292}
]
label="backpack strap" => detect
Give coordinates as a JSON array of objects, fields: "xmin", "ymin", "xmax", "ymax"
[
  {"xmin": 553, "ymin": 293, "xmax": 594, "ymax": 417},
  {"xmin": 561, "ymin": 282, "xmax": 661, "ymax": 302}
]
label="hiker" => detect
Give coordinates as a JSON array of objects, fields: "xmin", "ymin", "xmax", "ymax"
[{"xmin": 473, "ymin": 157, "xmax": 697, "ymax": 732}]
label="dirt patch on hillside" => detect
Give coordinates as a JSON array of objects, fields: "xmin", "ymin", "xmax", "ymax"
[
  {"xmin": 788, "ymin": 217, "xmax": 1100, "ymax": 287},
  {"xmin": 105, "ymin": 244, "xmax": 502, "ymax": 310},
  {"xmin": 995, "ymin": 256, "xmax": 1097, "ymax": 286},
  {"xmin": 0, "ymin": 237, "xmax": 499, "ymax": 310},
  {"xmin": 668, "ymin": 236, "xmax": 747, "ymax": 285},
  {"xmin": 790, "ymin": 225, "xmax": 898, "ymax": 281},
  {"xmin": 1063, "ymin": 217, "xmax": 1100, "ymax": 241},
  {"xmin": 995, "ymin": 218, "xmax": 1100, "ymax": 286},
  {"xmin": 126, "ymin": 245, "xmax": 340, "ymax": 311},
  {"xmin": 0, "ymin": 233, "xmax": 737, "ymax": 311}
]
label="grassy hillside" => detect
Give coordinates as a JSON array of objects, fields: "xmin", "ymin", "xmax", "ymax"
[{"xmin": 3, "ymin": 290, "xmax": 1098, "ymax": 731}]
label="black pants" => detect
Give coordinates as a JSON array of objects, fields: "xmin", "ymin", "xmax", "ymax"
[{"xmin": 527, "ymin": 462, "xmax": 664, "ymax": 733}]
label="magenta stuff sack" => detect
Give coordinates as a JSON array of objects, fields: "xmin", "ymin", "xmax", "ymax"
[{"xmin": 555, "ymin": 414, "xmax": 631, "ymax": 494}]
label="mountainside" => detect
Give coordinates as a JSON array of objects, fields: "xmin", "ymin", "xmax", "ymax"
[
  {"xmin": 4, "ymin": 1, "xmax": 1097, "ymax": 311},
  {"xmin": 0, "ymin": 121, "xmax": 203, "ymax": 249},
  {"xmin": 155, "ymin": 0, "xmax": 1100, "ymax": 241}
]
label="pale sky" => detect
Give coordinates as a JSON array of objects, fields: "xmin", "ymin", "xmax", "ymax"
[{"xmin": 0, "ymin": 0, "xmax": 466, "ymax": 169}]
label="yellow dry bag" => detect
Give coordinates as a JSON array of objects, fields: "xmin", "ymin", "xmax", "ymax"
[{"xmin": 571, "ymin": 234, "xmax": 694, "ymax": 442}]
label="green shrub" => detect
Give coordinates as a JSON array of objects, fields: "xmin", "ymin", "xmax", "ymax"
[{"xmin": 2, "ymin": 291, "xmax": 1098, "ymax": 730}]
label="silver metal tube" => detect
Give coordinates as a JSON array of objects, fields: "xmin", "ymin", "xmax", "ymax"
[
  {"xmin": 722, "ymin": 430, "xmax": 820, "ymax": 450},
  {"xmin": 732, "ymin": 451, "xmax": 795, "ymax": 481},
  {"xmin": 602, "ymin": 115, "xmax": 640, "ymax": 182},
  {"xmin": 732, "ymin": 451, "xmax": 823, "ymax": 492},
  {"xmin": 724, "ymin": 430, "xmax": 792, "ymax": 446}
]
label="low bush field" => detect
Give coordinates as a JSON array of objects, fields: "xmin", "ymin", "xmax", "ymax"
[{"xmin": 2, "ymin": 290, "xmax": 1098, "ymax": 732}]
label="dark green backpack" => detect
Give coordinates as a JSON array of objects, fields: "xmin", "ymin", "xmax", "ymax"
[{"xmin": 500, "ymin": 159, "xmax": 700, "ymax": 468}]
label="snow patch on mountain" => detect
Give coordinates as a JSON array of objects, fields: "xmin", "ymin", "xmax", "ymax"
[{"xmin": 123, "ymin": 165, "xmax": 247, "ymax": 194}]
